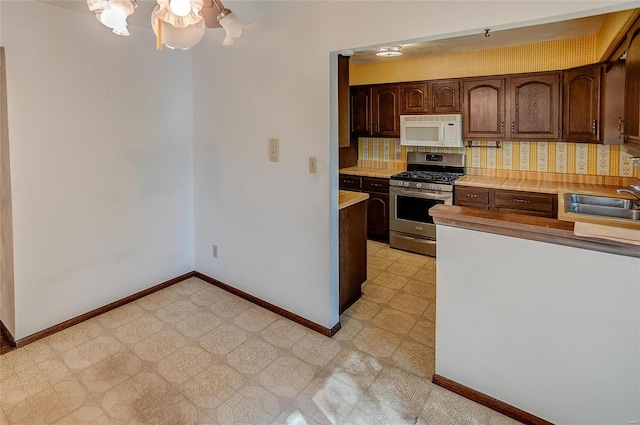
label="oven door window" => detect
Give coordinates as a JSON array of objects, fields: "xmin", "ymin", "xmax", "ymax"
[{"xmin": 396, "ymin": 194, "xmax": 444, "ymax": 224}]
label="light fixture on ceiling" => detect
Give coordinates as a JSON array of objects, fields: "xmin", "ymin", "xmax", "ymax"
[
  {"xmin": 376, "ymin": 46, "xmax": 403, "ymax": 57},
  {"xmin": 87, "ymin": 0, "xmax": 245, "ymax": 49}
]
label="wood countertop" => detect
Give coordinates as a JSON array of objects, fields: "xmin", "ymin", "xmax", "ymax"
[
  {"xmin": 455, "ymin": 175, "xmax": 640, "ymax": 231},
  {"xmin": 339, "ymin": 190, "xmax": 369, "ymax": 210},
  {"xmin": 339, "ymin": 166, "xmax": 402, "ymax": 179},
  {"xmin": 430, "ymin": 204, "xmax": 640, "ymax": 258}
]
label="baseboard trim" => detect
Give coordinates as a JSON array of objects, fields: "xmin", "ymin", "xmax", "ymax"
[
  {"xmin": 13, "ymin": 271, "xmax": 195, "ymax": 348},
  {"xmin": 194, "ymin": 271, "xmax": 340, "ymax": 337},
  {"xmin": 432, "ymin": 374, "xmax": 554, "ymax": 425}
]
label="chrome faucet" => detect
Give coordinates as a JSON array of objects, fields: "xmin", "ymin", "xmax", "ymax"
[{"xmin": 616, "ymin": 185, "xmax": 640, "ymax": 201}]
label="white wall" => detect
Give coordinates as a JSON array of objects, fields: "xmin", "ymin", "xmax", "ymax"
[
  {"xmin": 436, "ymin": 225, "xmax": 640, "ymax": 425},
  {"xmin": 2, "ymin": 1, "xmax": 195, "ymax": 339},
  {"xmin": 192, "ymin": 0, "xmax": 637, "ymax": 330}
]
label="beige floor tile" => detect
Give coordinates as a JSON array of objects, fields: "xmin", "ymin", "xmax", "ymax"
[
  {"xmin": 370, "ymin": 309, "xmax": 416, "ymax": 335},
  {"xmin": 135, "ymin": 290, "xmax": 180, "ymax": 312},
  {"xmin": 156, "ymin": 345, "xmax": 213, "ymax": 384},
  {"xmin": 77, "ymin": 350, "xmax": 143, "ymax": 393},
  {"xmin": 361, "ymin": 283, "xmax": 396, "ymax": 304},
  {"xmin": 61, "ymin": 336, "xmax": 124, "ymax": 371},
  {"xmin": 97, "ymin": 304, "xmax": 145, "ymax": 329},
  {"xmin": 114, "ymin": 316, "xmax": 166, "ymax": 345},
  {"xmin": 226, "ymin": 338, "xmax": 279, "ymax": 377},
  {"xmin": 258, "ymin": 356, "xmax": 315, "ymax": 399},
  {"xmin": 343, "ymin": 298, "xmax": 380, "ymax": 321},
  {"xmin": 175, "ymin": 311, "xmax": 222, "ymax": 339},
  {"xmin": 155, "ymin": 300, "xmax": 200, "ymax": 324},
  {"xmin": 232, "ymin": 307, "xmax": 277, "ymax": 333},
  {"xmin": 2, "ymin": 249, "xmax": 526, "ymax": 425},
  {"xmin": 352, "ymin": 327, "xmax": 402, "ymax": 360},
  {"xmin": 198, "ymin": 325, "xmax": 248, "ymax": 356},
  {"xmin": 133, "ymin": 329, "xmax": 186, "ymax": 363},
  {"xmin": 290, "ymin": 333, "xmax": 343, "ymax": 368},
  {"xmin": 171, "ymin": 278, "xmax": 212, "ymax": 296},
  {"xmin": 259, "ymin": 319, "xmax": 307, "ymax": 349},
  {"xmin": 100, "ymin": 371, "xmax": 175, "ymax": 420},
  {"xmin": 388, "ymin": 292, "xmax": 429, "ymax": 315},
  {"xmin": 372, "ymin": 271, "xmax": 409, "ymax": 290},
  {"xmin": 367, "ymin": 256, "xmax": 395, "ymax": 271}
]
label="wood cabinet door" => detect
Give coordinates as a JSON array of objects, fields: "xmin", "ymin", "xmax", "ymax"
[
  {"xmin": 366, "ymin": 193, "xmax": 389, "ymax": 241},
  {"xmin": 350, "ymin": 86, "xmax": 371, "ymax": 136},
  {"xmin": 508, "ymin": 73, "xmax": 560, "ymax": 140},
  {"xmin": 462, "ymin": 79, "xmax": 506, "ymax": 140},
  {"xmin": 625, "ymin": 24, "xmax": 640, "ymax": 144},
  {"xmin": 399, "ymin": 82, "xmax": 430, "ymax": 114},
  {"xmin": 432, "ymin": 80, "xmax": 461, "ymax": 113},
  {"xmin": 563, "ymin": 65, "xmax": 602, "ymax": 143},
  {"xmin": 372, "ymin": 85, "xmax": 400, "ymax": 137}
]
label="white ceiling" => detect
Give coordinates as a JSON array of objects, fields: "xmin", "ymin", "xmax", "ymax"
[
  {"xmin": 38, "ymin": 1, "xmax": 631, "ymax": 63},
  {"xmin": 349, "ymin": 13, "xmax": 609, "ymax": 64},
  {"xmin": 39, "ymin": 0, "xmax": 329, "ymax": 29}
]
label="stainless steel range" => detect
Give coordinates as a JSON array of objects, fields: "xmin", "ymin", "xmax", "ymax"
[{"xmin": 389, "ymin": 152, "xmax": 465, "ymax": 256}]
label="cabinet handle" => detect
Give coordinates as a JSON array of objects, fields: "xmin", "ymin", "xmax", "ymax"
[
  {"xmin": 513, "ymin": 198, "xmax": 531, "ymax": 204},
  {"xmin": 592, "ymin": 120, "xmax": 598, "ymax": 135},
  {"xmin": 367, "ymin": 122, "xmax": 370, "ymax": 131},
  {"xmin": 511, "ymin": 121, "xmax": 517, "ymax": 134},
  {"xmin": 432, "ymin": 97, "xmax": 436, "ymax": 110},
  {"xmin": 375, "ymin": 123, "xmax": 379, "ymax": 133},
  {"xmin": 465, "ymin": 194, "xmax": 479, "ymax": 198},
  {"xmin": 618, "ymin": 117, "xmax": 624, "ymax": 137},
  {"xmin": 500, "ymin": 121, "xmax": 504, "ymax": 135}
]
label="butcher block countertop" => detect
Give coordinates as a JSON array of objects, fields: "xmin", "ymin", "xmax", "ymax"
[
  {"xmin": 339, "ymin": 166, "xmax": 401, "ymax": 179},
  {"xmin": 455, "ymin": 174, "xmax": 640, "ymax": 231},
  {"xmin": 339, "ymin": 190, "xmax": 369, "ymax": 210}
]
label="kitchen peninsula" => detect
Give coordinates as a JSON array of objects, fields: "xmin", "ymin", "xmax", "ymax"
[
  {"xmin": 430, "ymin": 204, "xmax": 640, "ymax": 425},
  {"xmin": 338, "ymin": 190, "xmax": 369, "ymax": 313}
]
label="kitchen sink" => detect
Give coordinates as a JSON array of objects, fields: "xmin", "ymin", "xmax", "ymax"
[{"xmin": 564, "ymin": 194, "xmax": 640, "ymax": 220}]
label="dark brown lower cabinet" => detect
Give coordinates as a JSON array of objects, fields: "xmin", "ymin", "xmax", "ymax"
[
  {"xmin": 339, "ymin": 200, "xmax": 367, "ymax": 313},
  {"xmin": 339, "ymin": 174, "xmax": 390, "ymax": 241},
  {"xmin": 455, "ymin": 186, "xmax": 557, "ymax": 218}
]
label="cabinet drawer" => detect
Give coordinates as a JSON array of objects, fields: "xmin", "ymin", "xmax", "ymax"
[
  {"xmin": 455, "ymin": 186, "xmax": 490, "ymax": 205},
  {"xmin": 493, "ymin": 190, "xmax": 556, "ymax": 213},
  {"xmin": 362, "ymin": 178, "xmax": 389, "ymax": 193},
  {"xmin": 339, "ymin": 175, "xmax": 362, "ymax": 190}
]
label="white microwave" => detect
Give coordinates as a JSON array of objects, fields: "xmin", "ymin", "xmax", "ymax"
[{"xmin": 400, "ymin": 114, "xmax": 463, "ymax": 148}]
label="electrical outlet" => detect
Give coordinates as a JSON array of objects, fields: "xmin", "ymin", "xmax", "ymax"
[
  {"xmin": 308, "ymin": 157, "xmax": 317, "ymax": 173},
  {"xmin": 212, "ymin": 244, "xmax": 218, "ymax": 258},
  {"xmin": 269, "ymin": 138, "xmax": 279, "ymax": 162}
]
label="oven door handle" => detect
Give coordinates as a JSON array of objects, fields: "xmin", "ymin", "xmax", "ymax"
[{"xmin": 390, "ymin": 187, "xmax": 452, "ymax": 201}]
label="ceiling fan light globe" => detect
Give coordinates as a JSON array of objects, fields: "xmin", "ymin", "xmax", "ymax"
[
  {"xmin": 169, "ymin": 0, "xmax": 192, "ymax": 17},
  {"xmin": 100, "ymin": 6, "xmax": 127, "ymax": 29}
]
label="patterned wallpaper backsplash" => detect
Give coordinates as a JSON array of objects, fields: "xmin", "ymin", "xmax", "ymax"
[{"xmin": 357, "ymin": 138, "xmax": 638, "ymax": 178}]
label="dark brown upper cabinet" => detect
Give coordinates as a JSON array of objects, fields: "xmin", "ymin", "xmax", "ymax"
[
  {"xmin": 563, "ymin": 64, "xmax": 603, "ymax": 143},
  {"xmin": 508, "ymin": 73, "xmax": 561, "ymax": 140},
  {"xmin": 351, "ymin": 84, "xmax": 400, "ymax": 138},
  {"xmin": 399, "ymin": 80, "xmax": 461, "ymax": 114},
  {"xmin": 350, "ymin": 85, "xmax": 372, "ymax": 137},
  {"xmin": 372, "ymin": 85, "xmax": 400, "ymax": 137},
  {"xmin": 462, "ymin": 78, "xmax": 506, "ymax": 140},
  {"xmin": 624, "ymin": 19, "xmax": 640, "ymax": 146}
]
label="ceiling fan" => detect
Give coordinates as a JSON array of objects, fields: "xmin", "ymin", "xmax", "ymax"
[{"xmin": 87, "ymin": 0, "xmax": 246, "ymax": 49}]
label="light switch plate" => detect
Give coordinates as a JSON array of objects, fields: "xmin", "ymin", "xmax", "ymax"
[{"xmin": 269, "ymin": 138, "xmax": 279, "ymax": 162}]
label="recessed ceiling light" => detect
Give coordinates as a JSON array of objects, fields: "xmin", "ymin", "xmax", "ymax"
[{"xmin": 376, "ymin": 46, "xmax": 402, "ymax": 57}]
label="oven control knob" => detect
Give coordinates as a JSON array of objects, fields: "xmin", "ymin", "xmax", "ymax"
[
  {"xmin": 416, "ymin": 183, "xmax": 422, "ymax": 189},
  {"xmin": 403, "ymin": 182, "xmax": 410, "ymax": 187}
]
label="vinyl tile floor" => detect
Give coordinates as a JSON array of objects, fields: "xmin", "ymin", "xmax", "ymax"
[{"xmin": 0, "ymin": 240, "xmax": 522, "ymax": 425}]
